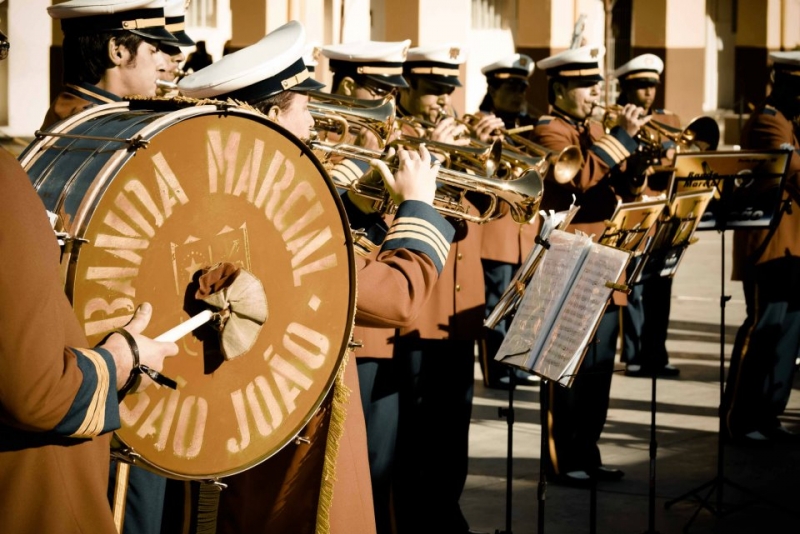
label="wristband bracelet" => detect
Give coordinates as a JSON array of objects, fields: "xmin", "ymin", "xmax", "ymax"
[{"xmin": 114, "ymin": 328, "xmax": 178, "ymax": 401}]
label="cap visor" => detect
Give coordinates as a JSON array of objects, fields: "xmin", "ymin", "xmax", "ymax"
[
  {"xmin": 130, "ymin": 27, "xmax": 179, "ymax": 43},
  {"xmin": 163, "ymin": 31, "xmax": 196, "ymax": 47},
  {"xmin": 291, "ymin": 77, "xmax": 326, "ymax": 93},
  {"xmin": 421, "ymin": 74, "xmax": 462, "ymax": 88},
  {"xmin": 365, "ymin": 74, "xmax": 409, "ymax": 89}
]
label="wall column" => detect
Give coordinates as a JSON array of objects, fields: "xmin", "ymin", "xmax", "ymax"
[{"xmin": 735, "ymin": 0, "xmax": 782, "ymax": 108}]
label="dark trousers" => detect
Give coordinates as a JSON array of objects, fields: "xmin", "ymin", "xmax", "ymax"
[
  {"xmin": 725, "ymin": 259, "xmax": 800, "ymax": 436},
  {"xmin": 479, "ymin": 259, "xmax": 516, "ymax": 386},
  {"xmin": 542, "ymin": 306, "xmax": 619, "ymax": 475},
  {"xmin": 622, "ymin": 276, "xmax": 673, "ymax": 369},
  {"xmin": 107, "ymin": 461, "xmax": 166, "ymax": 534},
  {"xmin": 393, "ymin": 338, "xmax": 475, "ymax": 534},
  {"xmin": 357, "ymin": 358, "xmax": 400, "ymax": 534}
]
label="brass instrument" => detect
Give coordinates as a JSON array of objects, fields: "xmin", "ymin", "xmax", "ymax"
[
  {"xmin": 404, "ymin": 113, "xmax": 583, "ymax": 184},
  {"xmin": 309, "ymin": 138, "xmax": 544, "ymax": 224},
  {"xmin": 592, "ymin": 104, "xmax": 720, "ymax": 152},
  {"xmin": 307, "ymin": 90, "xmax": 396, "ymax": 148}
]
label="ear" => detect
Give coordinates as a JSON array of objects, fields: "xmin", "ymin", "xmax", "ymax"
[
  {"xmin": 107, "ymin": 37, "xmax": 125, "ymax": 66},
  {"xmin": 267, "ymin": 105, "xmax": 281, "ymax": 122},
  {"xmin": 340, "ymin": 76, "xmax": 357, "ymax": 96},
  {"xmin": 553, "ymin": 81, "xmax": 566, "ymax": 100}
]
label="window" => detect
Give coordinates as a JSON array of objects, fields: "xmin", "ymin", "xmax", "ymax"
[
  {"xmin": 188, "ymin": 0, "xmax": 217, "ymax": 28},
  {"xmin": 471, "ymin": 0, "xmax": 515, "ymax": 30}
]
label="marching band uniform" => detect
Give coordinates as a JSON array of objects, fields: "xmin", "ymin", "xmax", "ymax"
[
  {"xmin": 0, "ymin": 145, "xmax": 123, "ymax": 534},
  {"xmin": 532, "ymin": 45, "xmax": 636, "ymax": 484},
  {"xmin": 43, "ymin": 0, "xmax": 177, "ymax": 130},
  {"xmin": 175, "ymin": 21, "xmax": 455, "ymax": 534},
  {"xmin": 321, "ymin": 40, "xmax": 419, "ymax": 534},
  {"xmin": 725, "ymin": 51, "xmax": 800, "ymax": 443},
  {"xmin": 391, "ymin": 44, "xmax": 488, "ymax": 534},
  {"xmin": 43, "ymin": 4, "xmax": 181, "ymax": 534},
  {"xmin": 476, "ymin": 53, "xmax": 540, "ymax": 389},
  {"xmin": 611, "ymin": 54, "xmax": 682, "ymax": 379}
]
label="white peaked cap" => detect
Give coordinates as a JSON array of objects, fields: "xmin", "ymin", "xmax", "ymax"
[
  {"xmin": 48, "ymin": 0, "xmax": 175, "ymax": 42},
  {"xmin": 322, "ymin": 39, "xmax": 411, "ymax": 88},
  {"xmin": 481, "ymin": 53, "xmax": 535, "ymax": 79},
  {"xmin": 770, "ymin": 50, "xmax": 800, "ymax": 77},
  {"xmin": 178, "ymin": 20, "xmax": 324, "ymax": 101},
  {"xmin": 613, "ymin": 54, "xmax": 663, "ymax": 83},
  {"xmin": 404, "ymin": 43, "xmax": 467, "ymax": 87},
  {"xmin": 537, "ymin": 44, "xmax": 605, "ymax": 82}
]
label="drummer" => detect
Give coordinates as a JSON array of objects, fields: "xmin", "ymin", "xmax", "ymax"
[
  {"xmin": 177, "ymin": 20, "xmax": 454, "ymax": 534},
  {"xmin": 42, "ymin": 0, "xmax": 178, "ymax": 129}
]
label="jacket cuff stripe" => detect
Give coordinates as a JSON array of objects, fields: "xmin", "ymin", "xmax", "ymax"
[{"xmin": 56, "ymin": 347, "xmax": 119, "ymax": 438}]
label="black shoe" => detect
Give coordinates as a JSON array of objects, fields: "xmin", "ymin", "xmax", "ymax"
[
  {"xmin": 761, "ymin": 424, "xmax": 800, "ymax": 442},
  {"xmin": 728, "ymin": 430, "xmax": 773, "ymax": 448},
  {"xmin": 625, "ymin": 363, "xmax": 680, "ymax": 378},
  {"xmin": 591, "ymin": 466, "xmax": 625, "ymax": 481},
  {"xmin": 550, "ymin": 470, "xmax": 593, "ymax": 487},
  {"xmin": 511, "ymin": 368, "xmax": 541, "ymax": 385}
]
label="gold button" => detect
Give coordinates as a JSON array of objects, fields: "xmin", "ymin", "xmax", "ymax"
[
  {"xmin": 456, "ymin": 284, "xmax": 462, "ymax": 292},
  {"xmin": 457, "ymin": 253, "xmax": 463, "ymax": 260}
]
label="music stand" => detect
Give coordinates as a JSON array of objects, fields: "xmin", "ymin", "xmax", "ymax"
[
  {"xmin": 604, "ymin": 190, "xmax": 714, "ymax": 534},
  {"xmin": 484, "ymin": 207, "xmax": 580, "ymax": 534},
  {"xmin": 494, "ymin": 228, "xmax": 631, "ymax": 534},
  {"xmin": 663, "ymin": 149, "xmax": 790, "ymax": 531}
]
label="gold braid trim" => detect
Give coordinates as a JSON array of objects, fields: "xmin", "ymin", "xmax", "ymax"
[
  {"xmin": 315, "ymin": 349, "xmax": 351, "ymax": 534},
  {"xmin": 316, "ymin": 270, "xmax": 358, "ymax": 534}
]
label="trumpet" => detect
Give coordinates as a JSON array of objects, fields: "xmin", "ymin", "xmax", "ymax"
[
  {"xmin": 591, "ymin": 103, "xmax": 720, "ymax": 153},
  {"xmin": 309, "ymin": 137, "xmax": 544, "ymax": 224},
  {"xmin": 404, "ymin": 113, "xmax": 583, "ymax": 184},
  {"xmin": 307, "ymin": 90, "xmax": 396, "ymax": 148}
]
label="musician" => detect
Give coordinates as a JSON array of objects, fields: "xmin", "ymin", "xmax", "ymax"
[
  {"xmin": 476, "ymin": 53, "xmax": 540, "ymax": 389},
  {"xmin": 176, "ymin": 21, "xmax": 455, "ymax": 534},
  {"xmin": 0, "ymin": 17, "xmax": 179, "ymax": 533},
  {"xmin": 391, "ymin": 44, "xmax": 488, "ymax": 534},
  {"xmin": 42, "ymin": 0, "xmax": 177, "ymax": 129},
  {"xmin": 532, "ymin": 44, "xmax": 647, "ymax": 485},
  {"xmin": 156, "ymin": 0, "xmax": 195, "ymax": 97},
  {"xmin": 725, "ymin": 51, "xmax": 800, "ymax": 444},
  {"xmin": 611, "ymin": 54, "xmax": 682, "ymax": 379},
  {"xmin": 320, "ymin": 39, "xmax": 423, "ymax": 534}
]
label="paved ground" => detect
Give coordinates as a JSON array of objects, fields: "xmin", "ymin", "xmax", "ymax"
[{"xmin": 462, "ymin": 230, "xmax": 800, "ymax": 534}]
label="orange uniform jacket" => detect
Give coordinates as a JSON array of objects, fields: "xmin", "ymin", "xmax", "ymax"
[
  {"xmin": 732, "ymin": 103, "xmax": 800, "ymax": 281},
  {"xmin": 532, "ymin": 110, "xmax": 638, "ymax": 304},
  {"xmin": 0, "ymin": 148, "xmax": 122, "ymax": 534}
]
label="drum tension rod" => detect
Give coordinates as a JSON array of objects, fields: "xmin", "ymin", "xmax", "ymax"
[{"xmin": 34, "ymin": 130, "xmax": 151, "ymax": 150}]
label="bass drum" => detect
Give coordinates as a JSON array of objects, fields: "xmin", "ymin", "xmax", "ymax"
[{"xmin": 20, "ymin": 101, "xmax": 356, "ymax": 480}]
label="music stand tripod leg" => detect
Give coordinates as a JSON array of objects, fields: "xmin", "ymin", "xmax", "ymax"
[{"xmin": 496, "ymin": 368, "xmax": 516, "ymax": 534}]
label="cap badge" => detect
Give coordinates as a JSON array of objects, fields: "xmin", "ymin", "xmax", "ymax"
[
  {"xmin": 520, "ymin": 57, "xmax": 528, "ymax": 66},
  {"xmin": 312, "ymin": 46, "xmax": 322, "ymax": 61},
  {"xmin": 590, "ymin": 48, "xmax": 599, "ymax": 59},
  {"xmin": 402, "ymin": 45, "xmax": 409, "ymax": 60},
  {"xmin": 449, "ymin": 47, "xmax": 460, "ymax": 60}
]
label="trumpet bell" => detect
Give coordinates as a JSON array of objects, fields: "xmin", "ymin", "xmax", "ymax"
[{"xmin": 677, "ymin": 116, "xmax": 720, "ymax": 151}]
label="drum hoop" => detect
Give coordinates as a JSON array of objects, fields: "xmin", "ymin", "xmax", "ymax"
[{"xmin": 35, "ymin": 102, "xmax": 358, "ymax": 479}]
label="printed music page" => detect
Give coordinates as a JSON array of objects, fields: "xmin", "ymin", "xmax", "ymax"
[
  {"xmin": 494, "ymin": 230, "xmax": 593, "ymax": 373},
  {"xmin": 494, "ymin": 230, "xmax": 630, "ymax": 386},
  {"xmin": 533, "ymin": 243, "xmax": 630, "ymax": 386}
]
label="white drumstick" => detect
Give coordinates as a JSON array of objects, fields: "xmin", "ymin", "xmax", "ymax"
[{"xmin": 155, "ymin": 309, "xmax": 215, "ymax": 342}]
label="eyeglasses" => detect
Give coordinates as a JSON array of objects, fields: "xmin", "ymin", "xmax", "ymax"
[
  {"xmin": 0, "ymin": 38, "xmax": 8, "ymax": 61},
  {"xmin": 362, "ymin": 82, "xmax": 397, "ymax": 99}
]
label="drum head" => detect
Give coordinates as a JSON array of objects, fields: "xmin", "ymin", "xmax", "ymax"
[{"xmin": 25, "ymin": 104, "xmax": 356, "ymax": 479}]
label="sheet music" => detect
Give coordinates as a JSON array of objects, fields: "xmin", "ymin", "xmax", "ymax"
[
  {"xmin": 494, "ymin": 230, "xmax": 591, "ymax": 370},
  {"xmin": 534, "ymin": 244, "xmax": 630, "ymax": 385}
]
